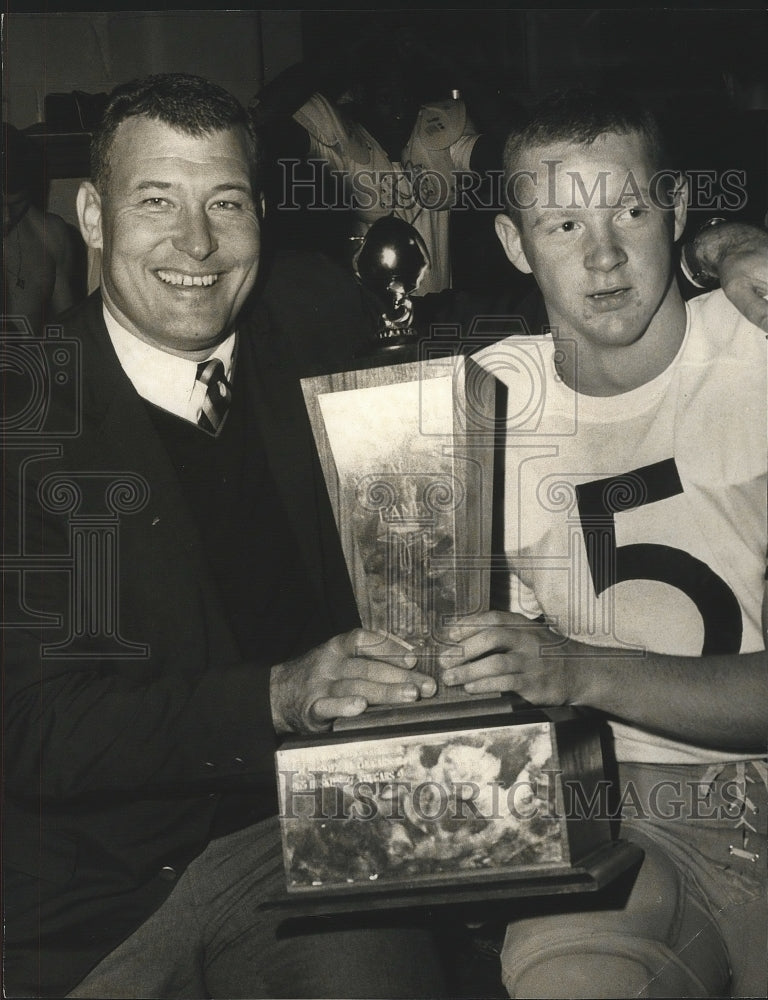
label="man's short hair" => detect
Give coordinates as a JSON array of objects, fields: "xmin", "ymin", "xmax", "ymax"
[
  {"xmin": 90, "ymin": 73, "xmax": 261, "ymax": 195},
  {"xmin": 502, "ymin": 88, "xmax": 672, "ymax": 220}
]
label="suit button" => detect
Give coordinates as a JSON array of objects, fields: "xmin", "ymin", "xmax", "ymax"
[{"xmin": 159, "ymin": 865, "xmax": 178, "ymax": 882}]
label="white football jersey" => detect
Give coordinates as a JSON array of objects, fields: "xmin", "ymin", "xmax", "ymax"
[{"xmin": 474, "ymin": 290, "xmax": 767, "ymax": 763}]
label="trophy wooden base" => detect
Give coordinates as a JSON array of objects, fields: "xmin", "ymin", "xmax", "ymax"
[
  {"xmin": 263, "ymin": 839, "xmax": 643, "ymax": 917},
  {"xmin": 332, "ymin": 693, "xmax": 527, "ymax": 732},
  {"xmin": 275, "ymin": 707, "xmax": 634, "ymax": 906}
]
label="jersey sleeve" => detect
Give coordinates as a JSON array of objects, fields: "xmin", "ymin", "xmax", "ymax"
[
  {"xmin": 449, "ymin": 131, "xmax": 480, "ymax": 171},
  {"xmin": 293, "ymin": 92, "xmax": 371, "ymax": 166}
]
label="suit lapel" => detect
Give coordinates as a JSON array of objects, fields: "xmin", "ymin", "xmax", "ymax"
[
  {"xmin": 238, "ymin": 309, "xmax": 358, "ymax": 630},
  {"xmin": 72, "ymin": 294, "xmax": 242, "ymax": 663},
  {"xmin": 78, "ymin": 293, "xmax": 207, "ymax": 553},
  {"xmin": 238, "ymin": 312, "xmax": 325, "ymax": 582},
  {"xmin": 78, "ymin": 294, "xmax": 325, "ymax": 581},
  {"xmin": 72, "ymin": 294, "xmax": 357, "ymax": 644}
]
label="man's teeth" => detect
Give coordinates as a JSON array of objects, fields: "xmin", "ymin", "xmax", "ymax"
[{"xmin": 157, "ymin": 270, "xmax": 218, "ymax": 287}]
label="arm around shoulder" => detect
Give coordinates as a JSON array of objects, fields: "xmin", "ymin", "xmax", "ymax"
[{"xmin": 682, "ymin": 220, "xmax": 768, "ymax": 331}]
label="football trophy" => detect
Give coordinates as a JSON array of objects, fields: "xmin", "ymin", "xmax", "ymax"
[{"xmin": 352, "ymin": 215, "xmax": 429, "ymax": 348}]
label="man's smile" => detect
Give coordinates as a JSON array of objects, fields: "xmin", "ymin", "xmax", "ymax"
[{"xmin": 156, "ymin": 269, "xmax": 220, "ymax": 287}]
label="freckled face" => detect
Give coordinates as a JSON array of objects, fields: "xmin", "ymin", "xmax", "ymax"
[
  {"xmin": 507, "ymin": 132, "xmax": 686, "ymax": 354},
  {"xmin": 94, "ymin": 117, "xmax": 261, "ymax": 356}
]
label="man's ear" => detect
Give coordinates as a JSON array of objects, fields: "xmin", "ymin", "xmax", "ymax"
[
  {"xmin": 671, "ymin": 173, "xmax": 689, "ymax": 243},
  {"xmin": 495, "ymin": 213, "xmax": 532, "ymax": 274},
  {"xmin": 76, "ymin": 181, "xmax": 104, "ymax": 250}
]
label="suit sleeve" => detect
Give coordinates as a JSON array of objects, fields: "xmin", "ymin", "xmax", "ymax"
[{"xmin": 3, "ymin": 549, "xmax": 280, "ymax": 804}]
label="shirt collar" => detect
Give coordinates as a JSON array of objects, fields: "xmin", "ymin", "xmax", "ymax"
[{"xmin": 103, "ymin": 305, "xmax": 236, "ymax": 423}]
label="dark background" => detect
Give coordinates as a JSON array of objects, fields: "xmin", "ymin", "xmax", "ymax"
[
  {"xmin": 5, "ymin": 9, "xmax": 765, "ymax": 183},
  {"xmin": 3, "ymin": 8, "xmax": 766, "ymax": 292},
  {"xmin": 6, "ymin": 9, "xmax": 765, "ymax": 135}
]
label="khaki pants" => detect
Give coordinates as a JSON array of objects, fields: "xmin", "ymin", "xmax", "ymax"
[{"xmin": 501, "ymin": 760, "xmax": 768, "ymax": 999}]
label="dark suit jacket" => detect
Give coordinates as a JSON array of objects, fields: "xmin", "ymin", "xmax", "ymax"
[{"xmin": 2, "ymin": 288, "xmax": 359, "ymax": 996}]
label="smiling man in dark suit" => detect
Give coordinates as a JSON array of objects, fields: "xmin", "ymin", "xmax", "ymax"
[{"xmin": 2, "ymin": 72, "xmax": 443, "ymax": 999}]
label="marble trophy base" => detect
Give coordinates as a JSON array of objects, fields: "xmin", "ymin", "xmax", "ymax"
[{"xmin": 272, "ymin": 707, "xmax": 642, "ymax": 911}]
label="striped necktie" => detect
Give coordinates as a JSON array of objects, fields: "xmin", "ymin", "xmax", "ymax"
[{"xmin": 196, "ymin": 358, "xmax": 232, "ymax": 435}]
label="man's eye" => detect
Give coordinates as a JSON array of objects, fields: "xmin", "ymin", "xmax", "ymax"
[
  {"xmin": 622, "ymin": 206, "xmax": 645, "ymax": 220},
  {"xmin": 559, "ymin": 220, "xmax": 576, "ymax": 233},
  {"xmin": 143, "ymin": 197, "xmax": 169, "ymax": 207},
  {"xmin": 212, "ymin": 200, "xmax": 241, "ymax": 210}
]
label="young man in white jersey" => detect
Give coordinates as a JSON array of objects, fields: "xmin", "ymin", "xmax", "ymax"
[{"xmin": 438, "ymin": 90, "xmax": 767, "ymax": 998}]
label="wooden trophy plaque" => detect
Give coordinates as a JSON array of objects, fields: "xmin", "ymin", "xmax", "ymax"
[
  {"xmin": 301, "ymin": 353, "xmax": 498, "ymax": 722},
  {"xmin": 272, "ymin": 355, "xmax": 641, "ymax": 912}
]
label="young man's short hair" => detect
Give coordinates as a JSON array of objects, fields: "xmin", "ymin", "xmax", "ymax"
[{"xmin": 502, "ymin": 88, "xmax": 673, "ymax": 221}]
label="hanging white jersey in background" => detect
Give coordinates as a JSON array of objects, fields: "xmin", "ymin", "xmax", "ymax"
[{"xmin": 294, "ymin": 93, "xmax": 479, "ymax": 294}]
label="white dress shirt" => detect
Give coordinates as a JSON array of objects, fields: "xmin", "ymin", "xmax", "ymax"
[{"xmin": 103, "ymin": 306, "xmax": 236, "ymax": 425}]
